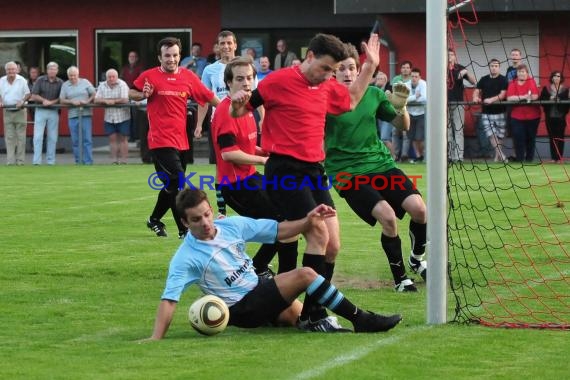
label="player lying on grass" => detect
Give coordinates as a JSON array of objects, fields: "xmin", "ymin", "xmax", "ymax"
[
  {"xmin": 145, "ymin": 188, "xmax": 402, "ymax": 339},
  {"xmin": 324, "ymin": 43, "xmax": 428, "ymax": 292}
]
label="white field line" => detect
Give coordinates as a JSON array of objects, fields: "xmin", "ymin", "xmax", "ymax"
[{"xmin": 289, "ymin": 325, "xmax": 431, "ymax": 380}]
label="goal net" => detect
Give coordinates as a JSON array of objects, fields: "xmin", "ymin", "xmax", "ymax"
[{"xmin": 446, "ymin": 1, "xmax": 570, "ymax": 329}]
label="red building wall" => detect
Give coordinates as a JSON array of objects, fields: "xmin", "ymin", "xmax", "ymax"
[{"xmin": 0, "ymin": 0, "xmax": 221, "ymax": 136}]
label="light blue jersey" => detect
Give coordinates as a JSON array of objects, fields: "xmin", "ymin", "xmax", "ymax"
[
  {"xmin": 161, "ymin": 216, "xmax": 278, "ymax": 306},
  {"xmin": 201, "ymin": 61, "xmax": 228, "ymax": 99}
]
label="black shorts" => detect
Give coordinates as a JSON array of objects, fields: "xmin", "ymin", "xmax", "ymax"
[
  {"xmin": 151, "ymin": 147, "xmax": 187, "ymax": 188},
  {"xmin": 220, "ymin": 173, "xmax": 283, "ymax": 221},
  {"xmin": 228, "ymin": 278, "xmax": 290, "ymax": 328},
  {"xmin": 339, "ymin": 168, "xmax": 421, "ymax": 226},
  {"xmin": 264, "ymin": 154, "xmax": 334, "ymax": 220}
]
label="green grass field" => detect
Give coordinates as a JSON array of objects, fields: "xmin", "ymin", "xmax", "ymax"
[{"xmin": 1, "ymin": 163, "xmax": 568, "ymax": 379}]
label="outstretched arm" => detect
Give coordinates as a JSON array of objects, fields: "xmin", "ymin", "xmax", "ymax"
[
  {"xmin": 148, "ymin": 300, "xmax": 177, "ymax": 340},
  {"xmin": 276, "ymin": 204, "xmax": 336, "ymax": 241},
  {"xmin": 348, "ymin": 33, "xmax": 380, "ymax": 109}
]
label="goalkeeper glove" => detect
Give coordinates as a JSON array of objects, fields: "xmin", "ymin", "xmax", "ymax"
[{"xmin": 388, "ymin": 82, "xmax": 410, "ymax": 112}]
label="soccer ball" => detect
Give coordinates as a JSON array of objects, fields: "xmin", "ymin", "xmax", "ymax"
[{"xmin": 188, "ymin": 294, "xmax": 230, "ymax": 336}]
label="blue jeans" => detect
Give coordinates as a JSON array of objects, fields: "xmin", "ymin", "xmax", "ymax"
[
  {"xmin": 69, "ymin": 116, "xmax": 93, "ymax": 164},
  {"xmin": 33, "ymin": 108, "xmax": 59, "ymax": 165}
]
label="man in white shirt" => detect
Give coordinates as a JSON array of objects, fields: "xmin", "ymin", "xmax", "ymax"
[{"xmin": 0, "ymin": 61, "xmax": 30, "ymax": 165}]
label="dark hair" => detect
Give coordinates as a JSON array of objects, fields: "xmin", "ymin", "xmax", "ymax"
[
  {"xmin": 192, "ymin": 42, "xmax": 202, "ymax": 49},
  {"xmin": 224, "ymin": 56, "xmax": 257, "ymax": 90},
  {"xmin": 549, "ymin": 71, "xmax": 564, "ymax": 83},
  {"xmin": 157, "ymin": 37, "xmax": 182, "ymax": 55},
  {"xmin": 307, "ymin": 33, "xmax": 348, "ymax": 62},
  {"xmin": 411, "ymin": 67, "xmax": 422, "ymax": 75},
  {"xmin": 344, "ymin": 43, "xmax": 360, "ymax": 68},
  {"xmin": 401, "ymin": 60, "xmax": 412, "ymax": 68},
  {"xmin": 218, "ymin": 30, "xmax": 236, "ymax": 44},
  {"xmin": 176, "ymin": 188, "xmax": 209, "ymax": 221},
  {"xmin": 488, "ymin": 58, "xmax": 501, "ymax": 66}
]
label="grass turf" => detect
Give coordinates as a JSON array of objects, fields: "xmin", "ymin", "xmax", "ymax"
[{"xmin": 1, "ymin": 163, "xmax": 567, "ymax": 379}]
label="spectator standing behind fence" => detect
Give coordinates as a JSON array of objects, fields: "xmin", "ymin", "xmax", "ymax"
[
  {"xmin": 407, "ymin": 68, "xmax": 427, "ymax": 163},
  {"xmin": 447, "ymin": 49, "xmax": 476, "ymax": 163},
  {"xmin": 257, "ymin": 56, "xmax": 273, "ymax": 81},
  {"xmin": 120, "ymin": 51, "xmax": 145, "ymax": 142},
  {"xmin": 0, "ymin": 61, "xmax": 30, "ymax": 165},
  {"xmin": 472, "ymin": 58, "xmax": 509, "ymax": 163},
  {"xmin": 181, "ymin": 43, "xmax": 208, "ymax": 78},
  {"xmin": 26, "ymin": 66, "xmax": 40, "ymax": 120},
  {"xmin": 274, "ymin": 39, "xmax": 298, "ymax": 70},
  {"xmin": 95, "ymin": 69, "xmax": 130, "ymax": 164},
  {"xmin": 506, "ymin": 48, "xmax": 522, "ymax": 82},
  {"xmin": 540, "ymin": 71, "xmax": 569, "ymax": 162},
  {"xmin": 30, "ymin": 62, "xmax": 63, "ymax": 166},
  {"xmin": 59, "ymin": 66, "xmax": 96, "ymax": 165},
  {"xmin": 391, "ymin": 61, "xmax": 413, "ymax": 162},
  {"xmin": 506, "ymin": 64, "xmax": 540, "ymax": 162},
  {"xmin": 374, "ymin": 71, "xmax": 394, "ymax": 156}
]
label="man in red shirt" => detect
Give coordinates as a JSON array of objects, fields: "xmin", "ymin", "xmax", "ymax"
[
  {"xmin": 130, "ymin": 37, "xmax": 219, "ymax": 238},
  {"xmin": 230, "ymin": 33, "xmax": 380, "ymax": 331},
  {"xmin": 211, "ymin": 56, "xmax": 299, "ymax": 283}
]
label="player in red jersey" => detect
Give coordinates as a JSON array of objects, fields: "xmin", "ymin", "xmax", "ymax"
[
  {"xmin": 230, "ymin": 33, "xmax": 380, "ymax": 331},
  {"xmin": 211, "ymin": 56, "xmax": 299, "ymax": 282},
  {"xmin": 129, "ymin": 37, "xmax": 219, "ymax": 239}
]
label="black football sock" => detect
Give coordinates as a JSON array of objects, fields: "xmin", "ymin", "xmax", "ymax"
[
  {"xmin": 306, "ymin": 275, "xmax": 360, "ymax": 322},
  {"xmin": 277, "ymin": 240, "xmax": 299, "ymax": 273},
  {"xmin": 167, "ymin": 189, "xmax": 188, "ymax": 233},
  {"xmin": 252, "ymin": 243, "xmax": 278, "ymax": 273},
  {"xmin": 409, "ymin": 220, "xmax": 427, "ymax": 257},
  {"xmin": 300, "ymin": 254, "xmax": 328, "ymax": 321},
  {"xmin": 150, "ymin": 189, "xmax": 172, "ymax": 221},
  {"xmin": 381, "ymin": 234, "xmax": 407, "ymax": 284},
  {"xmin": 324, "ymin": 261, "xmax": 336, "ymax": 282}
]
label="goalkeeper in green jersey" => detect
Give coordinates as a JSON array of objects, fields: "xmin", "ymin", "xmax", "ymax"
[{"xmin": 324, "ymin": 44, "xmax": 428, "ymax": 292}]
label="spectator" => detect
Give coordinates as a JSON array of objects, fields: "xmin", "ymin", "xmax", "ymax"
[
  {"xmin": 274, "ymin": 39, "xmax": 298, "ymax": 70},
  {"xmin": 447, "ymin": 49, "xmax": 476, "ymax": 162},
  {"xmin": 206, "ymin": 43, "xmax": 220, "ymax": 64},
  {"xmin": 257, "ymin": 56, "xmax": 273, "ymax": 81},
  {"xmin": 244, "ymin": 47, "xmax": 261, "ymax": 72},
  {"xmin": 95, "ymin": 69, "xmax": 130, "ymax": 164},
  {"xmin": 59, "ymin": 66, "xmax": 96, "ymax": 165},
  {"xmin": 0, "ymin": 61, "xmax": 30, "ymax": 165},
  {"xmin": 374, "ymin": 71, "xmax": 394, "ymax": 156},
  {"xmin": 26, "ymin": 66, "xmax": 40, "ymax": 120},
  {"xmin": 120, "ymin": 51, "xmax": 144, "ymax": 89},
  {"xmin": 181, "ymin": 43, "xmax": 208, "ymax": 78},
  {"xmin": 391, "ymin": 61, "xmax": 413, "ymax": 162},
  {"xmin": 30, "ymin": 61, "xmax": 63, "ymax": 166},
  {"xmin": 291, "ymin": 58, "xmax": 302, "ymax": 67},
  {"xmin": 506, "ymin": 48, "xmax": 522, "ymax": 82},
  {"xmin": 506, "ymin": 63, "xmax": 540, "ymax": 162},
  {"xmin": 143, "ymin": 188, "xmax": 402, "ymax": 339},
  {"xmin": 407, "ymin": 68, "xmax": 427, "ymax": 163},
  {"xmin": 540, "ymin": 71, "xmax": 569, "ymax": 162},
  {"xmin": 120, "ymin": 51, "xmax": 145, "ymax": 142},
  {"xmin": 472, "ymin": 58, "xmax": 509, "ymax": 162}
]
